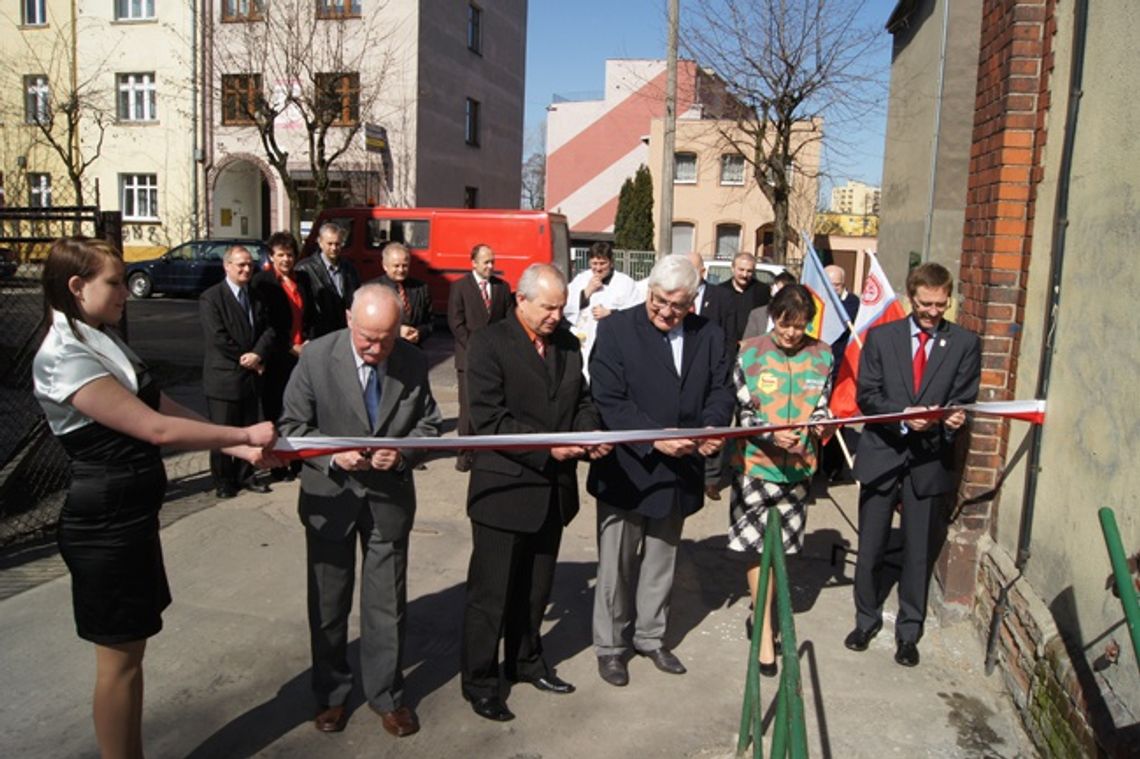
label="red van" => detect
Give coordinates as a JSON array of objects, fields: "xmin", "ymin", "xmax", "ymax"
[{"xmin": 301, "ymin": 207, "xmax": 571, "ymax": 313}]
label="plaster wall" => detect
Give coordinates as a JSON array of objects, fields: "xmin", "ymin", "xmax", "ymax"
[
  {"xmin": 414, "ymin": 0, "xmax": 526, "ymax": 208},
  {"xmin": 995, "ymin": 0, "xmax": 1140, "ymax": 722},
  {"xmin": 879, "ymin": 0, "xmax": 982, "ymax": 288}
]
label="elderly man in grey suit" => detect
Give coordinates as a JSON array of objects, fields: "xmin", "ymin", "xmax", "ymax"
[{"xmin": 280, "ymin": 284, "xmax": 442, "ymax": 737}]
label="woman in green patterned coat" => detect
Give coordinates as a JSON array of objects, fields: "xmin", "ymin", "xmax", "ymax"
[{"xmin": 730, "ymin": 284, "xmax": 833, "ymax": 676}]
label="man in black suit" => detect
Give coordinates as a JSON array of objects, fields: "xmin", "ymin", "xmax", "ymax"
[
  {"xmin": 446, "ymin": 243, "xmax": 513, "ymax": 471},
  {"xmin": 460, "ymin": 264, "xmax": 608, "ymax": 722},
  {"xmin": 295, "ymin": 222, "xmax": 360, "ymax": 339},
  {"xmin": 719, "ymin": 252, "xmax": 771, "ymax": 349},
  {"xmin": 588, "ymin": 255, "xmax": 735, "ymax": 686},
  {"xmin": 371, "ymin": 242, "xmax": 432, "ymax": 347},
  {"xmin": 845, "ymin": 262, "xmax": 980, "ymax": 667},
  {"xmin": 200, "ymin": 245, "xmax": 277, "ymax": 498},
  {"xmin": 685, "ymin": 251, "xmax": 737, "ymax": 501}
]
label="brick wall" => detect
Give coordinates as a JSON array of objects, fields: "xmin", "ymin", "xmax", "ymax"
[{"xmin": 935, "ymin": 0, "xmax": 1056, "ymax": 611}]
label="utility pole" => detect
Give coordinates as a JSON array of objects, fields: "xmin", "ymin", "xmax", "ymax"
[{"xmin": 656, "ymin": 0, "xmax": 679, "ymax": 257}]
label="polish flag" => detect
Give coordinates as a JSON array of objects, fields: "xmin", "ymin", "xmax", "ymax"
[{"xmin": 830, "ymin": 252, "xmax": 908, "ymax": 418}]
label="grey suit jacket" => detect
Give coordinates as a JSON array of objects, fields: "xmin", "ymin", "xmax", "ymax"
[{"xmin": 279, "ymin": 330, "xmax": 443, "ymax": 541}]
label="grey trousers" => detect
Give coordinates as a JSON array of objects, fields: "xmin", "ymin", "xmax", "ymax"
[
  {"xmin": 306, "ymin": 516, "xmax": 408, "ymax": 713},
  {"xmin": 593, "ymin": 501, "xmax": 686, "ymax": 656}
]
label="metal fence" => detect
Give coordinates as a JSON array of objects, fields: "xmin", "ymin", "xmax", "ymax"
[
  {"xmin": 570, "ymin": 247, "xmax": 657, "ymax": 280},
  {"xmin": 0, "ymin": 207, "xmax": 121, "ymax": 546}
]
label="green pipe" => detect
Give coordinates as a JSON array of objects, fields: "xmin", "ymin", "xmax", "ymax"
[{"xmin": 1098, "ymin": 508, "xmax": 1140, "ymax": 671}]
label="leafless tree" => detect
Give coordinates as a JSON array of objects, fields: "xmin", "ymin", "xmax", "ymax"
[
  {"xmin": 519, "ymin": 119, "xmax": 546, "ymax": 210},
  {"xmin": 213, "ymin": 0, "xmax": 395, "ymax": 232},
  {"xmin": 0, "ymin": 21, "xmax": 113, "ymax": 211},
  {"xmin": 683, "ymin": 0, "xmax": 883, "ymax": 263}
]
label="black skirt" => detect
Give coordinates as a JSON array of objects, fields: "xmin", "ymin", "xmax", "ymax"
[{"xmin": 57, "ymin": 461, "xmax": 170, "ymax": 645}]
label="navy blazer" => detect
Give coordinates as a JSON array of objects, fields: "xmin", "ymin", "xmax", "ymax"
[
  {"xmin": 852, "ymin": 316, "xmax": 981, "ymax": 496},
  {"xmin": 199, "ymin": 279, "xmax": 275, "ymax": 401},
  {"xmin": 466, "ymin": 317, "xmax": 599, "ymax": 532},
  {"xmin": 587, "ymin": 305, "xmax": 735, "ymax": 519}
]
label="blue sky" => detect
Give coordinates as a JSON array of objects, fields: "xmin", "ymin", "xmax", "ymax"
[{"xmin": 524, "ymin": 0, "xmax": 899, "ymax": 199}]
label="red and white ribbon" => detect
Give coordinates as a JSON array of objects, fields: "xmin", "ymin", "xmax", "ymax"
[{"xmin": 274, "ymin": 400, "xmax": 1045, "ymax": 460}]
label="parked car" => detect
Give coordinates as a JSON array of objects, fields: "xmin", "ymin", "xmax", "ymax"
[
  {"xmin": 704, "ymin": 259, "xmax": 787, "ymax": 288},
  {"xmin": 126, "ymin": 239, "xmax": 270, "ymax": 298},
  {"xmin": 301, "ymin": 207, "xmax": 571, "ymax": 313},
  {"xmin": 0, "ymin": 247, "xmax": 17, "ymax": 279}
]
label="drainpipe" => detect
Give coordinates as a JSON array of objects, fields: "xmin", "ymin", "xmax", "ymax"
[
  {"xmin": 986, "ymin": 0, "xmax": 1088, "ymax": 675},
  {"xmin": 920, "ymin": 0, "xmax": 951, "ymax": 262}
]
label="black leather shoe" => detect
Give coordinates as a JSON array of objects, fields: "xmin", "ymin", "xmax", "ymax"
[
  {"xmin": 843, "ymin": 622, "xmax": 882, "ymax": 652},
  {"xmin": 525, "ymin": 674, "xmax": 575, "ymax": 694},
  {"xmin": 216, "ymin": 486, "xmax": 238, "ymax": 499},
  {"xmin": 759, "ymin": 660, "xmax": 778, "ymax": 678},
  {"xmin": 597, "ymin": 655, "xmax": 629, "ymax": 686},
  {"xmin": 470, "ymin": 696, "xmax": 514, "ymax": 722},
  {"xmin": 895, "ymin": 640, "xmax": 920, "ymax": 667},
  {"xmin": 244, "ymin": 480, "xmax": 271, "ymax": 494},
  {"xmin": 638, "ymin": 647, "xmax": 687, "ymax": 675}
]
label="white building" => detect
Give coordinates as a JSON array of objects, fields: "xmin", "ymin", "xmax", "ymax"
[{"xmin": 829, "ymin": 179, "xmax": 881, "ymax": 216}]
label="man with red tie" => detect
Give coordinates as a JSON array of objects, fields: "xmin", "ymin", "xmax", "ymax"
[
  {"xmin": 447, "ymin": 244, "xmax": 513, "ymax": 471},
  {"xmin": 372, "ymin": 242, "xmax": 432, "ymax": 347},
  {"xmin": 845, "ymin": 263, "xmax": 980, "ymax": 667}
]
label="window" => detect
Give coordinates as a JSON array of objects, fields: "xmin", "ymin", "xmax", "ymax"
[
  {"xmin": 28, "ymin": 173, "xmax": 52, "ymax": 208},
  {"xmin": 24, "ymin": 75, "xmax": 50, "ymax": 124},
  {"xmin": 222, "ymin": 74, "xmax": 262, "ymax": 125},
  {"xmin": 117, "ymin": 73, "xmax": 157, "ymax": 122},
  {"xmin": 120, "ymin": 174, "xmax": 159, "ymax": 220},
  {"xmin": 674, "ymin": 152, "xmax": 697, "ymax": 184},
  {"xmin": 222, "ymin": 0, "xmax": 263, "ymax": 21},
  {"xmin": 464, "ymin": 186, "xmax": 478, "ymax": 209},
  {"xmin": 115, "ymin": 0, "xmax": 155, "ymax": 20},
  {"xmin": 671, "ymin": 222, "xmax": 694, "ymax": 254},
  {"xmin": 465, "ymin": 97, "xmax": 480, "ymax": 146},
  {"xmin": 715, "ymin": 224, "xmax": 742, "ymax": 258},
  {"xmin": 467, "ymin": 4, "xmax": 482, "ymax": 54},
  {"xmin": 366, "ymin": 218, "xmax": 430, "ymax": 249},
  {"xmin": 22, "ymin": 0, "xmax": 47, "ymax": 25},
  {"xmin": 315, "ymin": 72, "xmax": 360, "ymax": 126},
  {"xmin": 316, "ymin": 0, "xmax": 361, "ymax": 18},
  {"xmin": 720, "ymin": 154, "xmax": 745, "ymax": 185}
]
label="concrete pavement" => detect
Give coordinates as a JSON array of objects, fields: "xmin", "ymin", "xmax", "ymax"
[{"xmin": 0, "ymin": 362, "xmax": 1037, "ymax": 758}]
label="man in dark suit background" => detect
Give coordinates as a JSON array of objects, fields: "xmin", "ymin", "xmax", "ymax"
[
  {"xmin": 294, "ymin": 222, "xmax": 360, "ymax": 339},
  {"xmin": 719, "ymin": 252, "xmax": 770, "ymax": 350},
  {"xmin": 279, "ymin": 284, "xmax": 442, "ymax": 737},
  {"xmin": 372, "ymin": 242, "xmax": 432, "ymax": 347},
  {"xmin": 460, "ymin": 264, "xmax": 609, "ymax": 722},
  {"xmin": 588, "ymin": 255, "xmax": 735, "ymax": 686},
  {"xmin": 446, "ymin": 243, "xmax": 512, "ymax": 471},
  {"xmin": 200, "ymin": 244, "xmax": 276, "ymax": 498},
  {"xmin": 685, "ymin": 251, "xmax": 737, "ymax": 501},
  {"xmin": 845, "ymin": 262, "xmax": 980, "ymax": 667}
]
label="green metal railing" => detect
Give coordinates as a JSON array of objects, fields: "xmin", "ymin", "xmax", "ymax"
[
  {"xmin": 1098, "ymin": 507, "xmax": 1140, "ymax": 673},
  {"xmin": 737, "ymin": 507, "xmax": 809, "ymax": 758}
]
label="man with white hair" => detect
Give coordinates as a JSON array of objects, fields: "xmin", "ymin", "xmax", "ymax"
[{"xmin": 587, "ymin": 255, "xmax": 735, "ymax": 686}]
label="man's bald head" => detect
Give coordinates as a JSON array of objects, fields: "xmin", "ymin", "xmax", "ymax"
[
  {"xmin": 348, "ymin": 284, "xmax": 402, "ymax": 365},
  {"xmin": 685, "ymin": 250, "xmax": 706, "ymax": 280},
  {"xmin": 825, "ymin": 265, "xmax": 846, "ymax": 296}
]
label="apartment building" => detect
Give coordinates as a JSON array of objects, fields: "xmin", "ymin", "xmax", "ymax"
[{"xmin": 829, "ymin": 179, "xmax": 881, "ymax": 216}]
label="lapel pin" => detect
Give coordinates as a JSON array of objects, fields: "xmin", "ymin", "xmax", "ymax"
[{"xmin": 939, "ymin": 339, "xmax": 946, "ymax": 347}]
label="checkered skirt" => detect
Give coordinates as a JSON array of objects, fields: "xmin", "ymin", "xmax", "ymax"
[{"xmin": 727, "ymin": 476, "xmax": 811, "ymax": 555}]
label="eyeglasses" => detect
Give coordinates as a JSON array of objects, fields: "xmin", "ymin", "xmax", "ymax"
[{"xmin": 649, "ymin": 292, "xmax": 693, "ymax": 315}]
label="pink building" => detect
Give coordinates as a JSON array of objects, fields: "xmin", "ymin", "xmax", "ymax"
[{"xmin": 545, "ymin": 59, "xmax": 740, "ymax": 236}]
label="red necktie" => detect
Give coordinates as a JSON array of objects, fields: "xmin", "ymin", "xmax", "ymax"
[
  {"xmin": 398, "ymin": 283, "xmax": 410, "ymax": 315},
  {"xmin": 480, "ymin": 279, "xmax": 491, "ymax": 310},
  {"xmin": 913, "ymin": 331, "xmax": 930, "ymax": 394},
  {"xmin": 534, "ymin": 335, "xmax": 546, "ymax": 359}
]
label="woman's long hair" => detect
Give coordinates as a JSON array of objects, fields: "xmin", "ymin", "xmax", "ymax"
[{"xmin": 41, "ymin": 237, "xmax": 123, "ymax": 343}]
